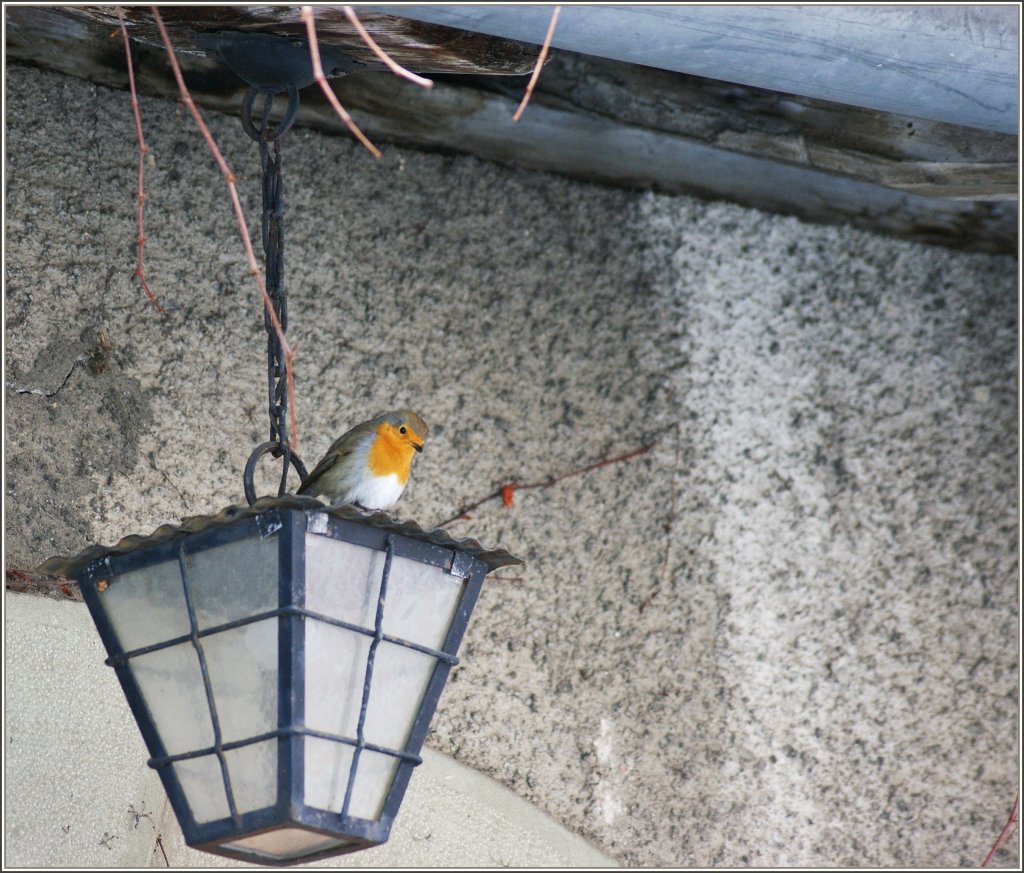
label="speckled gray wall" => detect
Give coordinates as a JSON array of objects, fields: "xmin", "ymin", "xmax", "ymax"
[{"xmin": 5, "ymin": 65, "xmax": 1018, "ymax": 867}]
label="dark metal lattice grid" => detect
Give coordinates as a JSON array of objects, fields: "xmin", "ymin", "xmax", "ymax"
[{"xmin": 76, "ymin": 508, "xmax": 487, "ymax": 865}]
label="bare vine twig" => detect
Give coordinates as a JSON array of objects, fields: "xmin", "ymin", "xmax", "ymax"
[
  {"xmin": 512, "ymin": 6, "xmax": 561, "ymax": 122},
  {"xmin": 116, "ymin": 6, "xmax": 166, "ymax": 313},
  {"xmin": 437, "ymin": 442, "xmax": 654, "ymax": 527},
  {"xmin": 343, "ymin": 6, "xmax": 433, "ymax": 88},
  {"xmin": 982, "ymin": 794, "xmax": 1019, "ymax": 866},
  {"xmin": 301, "ymin": 6, "xmax": 381, "ymax": 158},
  {"xmin": 640, "ymin": 420, "xmax": 681, "ymax": 614}
]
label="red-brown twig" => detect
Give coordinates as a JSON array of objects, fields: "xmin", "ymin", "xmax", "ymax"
[
  {"xmin": 154, "ymin": 834, "xmax": 170, "ymax": 867},
  {"xmin": 342, "ymin": 6, "xmax": 433, "ymax": 88},
  {"xmin": 301, "ymin": 6, "xmax": 381, "ymax": 158},
  {"xmin": 512, "ymin": 6, "xmax": 561, "ymax": 122},
  {"xmin": 436, "ymin": 442, "xmax": 654, "ymax": 527},
  {"xmin": 116, "ymin": 6, "xmax": 166, "ymax": 313},
  {"xmin": 982, "ymin": 794, "xmax": 1019, "ymax": 866},
  {"xmin": 151, "ymin": 6, "xmax": 299, "ymax": 451},
  {"xmin": 640, "ymin": 421, "xmax": 681, "ymax": 614}
]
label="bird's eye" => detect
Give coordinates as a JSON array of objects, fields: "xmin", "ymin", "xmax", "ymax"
[{"xmin": 399, "ymin": 426, "xmax": 407, "ymax": 434}]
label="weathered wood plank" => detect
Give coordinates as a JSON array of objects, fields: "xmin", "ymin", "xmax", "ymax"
[
  {"xmin": 48, "ymin": 5, "xmax": 541, "ymax": 75},
  {"xmin": 460, "ymin": 53, "xmax": 1017, "ymax": 200},
  {"xmin": 373, "ymin": 4, "xmax": 1020, "ymax": 134},
  {"xmin": 4, "ymin": 5, "xmax": 1016, "ymax": 254},
  {"xmin": 329, "ymin": 75, "xmax": 1016, "ymax": 254}
]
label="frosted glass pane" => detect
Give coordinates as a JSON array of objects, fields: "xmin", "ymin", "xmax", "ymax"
[
  {"xmin": 305, "ymin": 534, "xmax": 384, "ymax": 628},
  {"xmin": 304, "ymin": 620, "xmax": 369, "ymax": 737},
  {"xmin": 305, "ymin": 533, "xmax": 465, "ymax": 651},
  {"xmin": 222, "ymin": 828, "xmax": 357, "ymax": 861},
  {"xmin": 349, "ymin": 750, "xmax": 399, "ymax": 821},
  {"xmin": 304, "ymin": 736, "xmax": 355, "ymax": 814},
  {"xmin": 103, "ymin": 560, "xmax": 189, "ymax": 653},
  {"xmin": 202, "ymin": 621, "xmax": 278, "ymax": 743},
  {"xmin": 381, "ymin": 555, "xmax": 465, "ymax": 650},
  {"xmin": 304, "ymin": 739, "xmax": 398, "ymax": 821},
  {"xmin": 174, "ymin": 754, "xmax": 229, "ymax": 824},
  {"xmin": 363, "ymin": 642, "xmax": 437, "ymax": 750},
  {"xmin": 129, "ymin": 643, "xmax": 213, "ymax": 755},
  {"xmin": 186, "ymin": 534, "xmax": 279, "ymax": 630},
  {"xmin": 225, "ymin": 740, "xmax": 277, "ymax": 815}
]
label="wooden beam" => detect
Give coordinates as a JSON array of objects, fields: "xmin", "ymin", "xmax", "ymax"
[
  {"xmin": 5, "ymin": 5, "xmax": 1017, "ymax": 254},
  {"xmin": 513, "ymin": 53, "xmax": 1017, "ymax": 201},
  {"xmin": 38, "ymin": 5, "xmax": 542, "ymax": 75},
  {"xmin": 372, "ymin": 4, "xmax": 1020, "ymax": 134}
]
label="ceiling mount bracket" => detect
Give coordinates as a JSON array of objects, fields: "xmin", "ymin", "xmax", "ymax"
[{"xmin": 194, "ymin": 30, "xmax": 362, "ymax": 92}]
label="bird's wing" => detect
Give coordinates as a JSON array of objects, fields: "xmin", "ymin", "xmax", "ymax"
[
  {"xmin": 297, "ymin": 447, "xmax": 353, "ymax": 494},
  {"xmin": 296, "ymin": 421, "xmax": 372, "ymax": 494}
]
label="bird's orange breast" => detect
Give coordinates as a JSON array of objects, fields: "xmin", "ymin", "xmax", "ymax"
[{"xmin": 367, "ymin": 425, "xmax": 415, "ymax": 484}]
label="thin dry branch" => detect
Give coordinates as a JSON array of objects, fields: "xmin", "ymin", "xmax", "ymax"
[
  {"xmin": 342, "ymin": 6, "xmax": 433, "ymax": 88},
  {"xmin": 436, "ymin": 442, "xmax": 654, "ymax": 527},
  {"xmin": 982, "ymin": 794, "xmax": 1019, "ymax": 866},
  {"xmin": 116, "ymin": 6, "xmax": 166, "ymax": 313},
  {"xmin": 640, "ymin": 420, "xmax": 681, "ymax": 614},
  {"xmin": 154, "ymin": 835, "xmax": 170, "ymax": 867},
  {"xmin": 512, "ymin": 6, "xmax": 561, "ymax": 122},
  {"xmin": 301, "ymin": 6, "xmax": 382, "ymax": 158},
  {"xmin": 151, "ymin": 6, "xmax": 299, "ymax": 451}
]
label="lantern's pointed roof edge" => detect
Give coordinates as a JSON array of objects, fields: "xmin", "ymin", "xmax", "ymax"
[{"xmin": 37, "ymin": 495, "xmax": 524, "ymax": 578}]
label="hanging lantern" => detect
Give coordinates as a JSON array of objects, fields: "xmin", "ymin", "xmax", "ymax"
[
  {"xmin": 39, "ymin": 20, "xmax": 521, "ymax": 866},
  {"xmin": 41, "ymin": 498, "xmax": 519, "ymax": 864}
]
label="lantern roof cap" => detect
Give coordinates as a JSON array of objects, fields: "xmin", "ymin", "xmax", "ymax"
[{"xmin": 38, "ymin": 495, "xmax": 523, "ymax": 578}]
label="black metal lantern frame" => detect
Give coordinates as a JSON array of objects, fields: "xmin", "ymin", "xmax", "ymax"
[{"xmin": 45, "ymin": 498, "xmax": 518, "ymax": 865}]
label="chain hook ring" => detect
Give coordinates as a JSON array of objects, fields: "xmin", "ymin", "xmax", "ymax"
[
  {"xmin": 240, "ymin": 84, "xmax": 300, "ymax": 142},
  {"xmin": 244, "ymin": 442, "xmax": 309, "ymax": 506}
]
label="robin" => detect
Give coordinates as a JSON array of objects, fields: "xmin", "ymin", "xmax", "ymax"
[{"xmin": 297, "ymin": 409, "xmax": 428, "ymax": 510}]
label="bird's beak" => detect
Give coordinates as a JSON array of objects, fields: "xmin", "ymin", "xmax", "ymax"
[{"xmin": 413, "ymin": 441, "xmax": 424, "ymax": 453}]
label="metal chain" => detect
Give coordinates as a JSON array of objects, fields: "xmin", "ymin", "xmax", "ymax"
[
  {"xmin": 241, "ymin": 85, "xmax": 308, "ymax": 505},
  {"xmin": 258, "ymin": 93, "xmax": 289, "ymax": 449}
]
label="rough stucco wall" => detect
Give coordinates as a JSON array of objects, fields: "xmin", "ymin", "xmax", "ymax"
[{"xmin": 4, "ymin": 64, "xmax": 1019, "ymax": 868}]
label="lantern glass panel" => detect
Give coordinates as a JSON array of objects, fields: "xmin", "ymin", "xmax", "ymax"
[
  {"xmin": 185, "ymin": 534, "xmax": 280, "ymax": 629},
  {"xmin": 304, "ymin": 736, "xmax": 356, "ymax": 813},
  {"xmin": 363, "ymin": 641, "xmax": 439, "ymax": 749},
  {"xmin": 221, "ymin": 827, "xmax": 358, "ymax": 862},
  {"xmin": 102, "ymin": 559, "xmax": 190, "ymax": 652},
  {"xmin": 304, "ymin": 620, "xmax": 370, "ymax": 738},
  {"xmin": 303, "ymin": 737, "xmax": 397, "ymax": 820},
  {"xmin": 348, "ymin": 749, "xmax": 400, "ymax": 819},
  {"xmin": 301, "ymin": 530, "xmax": 472, "ymax": 825},
  {"xmin": 225, "ymin": 740, "xmax": 278, "ymax": 814},
  {"xmin": 201, "ymin": 620, "xmax": 278, "ymax": 742},
  {"xmin": 173, "ymin": 754, "xmax": 230, "ymax": 824},
  {"xmin": 380, "ymin": 555, "xmax": 465, "ymax": 650},
  {"xmin": 305, "ymin": 534, "xmax": 385, "ymax": 625},
  {"xmin": 129, "ymin": 643, "xmax": 214, "ymax": 754},
  {"xmin": 305, "ymin": 533, "xmax": 466, "ymax": 649}
]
